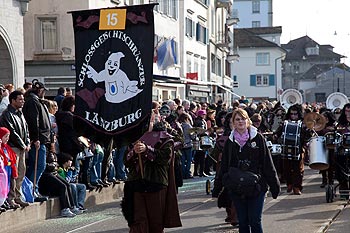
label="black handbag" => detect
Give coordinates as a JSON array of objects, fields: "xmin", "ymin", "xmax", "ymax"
[{"xmin": 222, "ymin": 166, "xmax": 261, "ymax": 199}]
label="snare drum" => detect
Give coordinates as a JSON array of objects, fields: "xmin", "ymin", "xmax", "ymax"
[
  {"xmin": 200, "ymin": 136, "xmax": 214, "ymax": 149},
  {"xmin": 342, "ymin": 133, "xmax": 350, "ymax": 149},
  {"xmin": 324, "ymin": 132, "xmax": 341, "ymax": 149},
  {"xmin": 281, "ymin": 120, "xmax": 302, "ymax": 160}
]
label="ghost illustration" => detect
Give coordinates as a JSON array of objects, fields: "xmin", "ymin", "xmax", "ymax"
[{"xmin": 86, "ymin": 52, "xmax": 142, "ymax": 103}]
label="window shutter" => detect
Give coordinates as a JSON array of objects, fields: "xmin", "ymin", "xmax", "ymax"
[
  {"xmin": 269, "ymin": 74, "xmax": 275, "ymax": 86},
  {"xmin": 250, "ymin": 75, "xmax": 256, "ymax": 86}
]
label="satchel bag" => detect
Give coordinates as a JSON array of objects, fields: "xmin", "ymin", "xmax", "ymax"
[{"xmin": 222, "ymin": 166, "xmax": 261, "ymax": 199}]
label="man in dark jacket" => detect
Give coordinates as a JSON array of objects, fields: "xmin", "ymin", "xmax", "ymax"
[
  {"xmin": 0, "ymin": 90, "xmax": 31, "ymax": 207},
  {"xmin": 22, "ymin": 81, "xmax": 52, "ymax": 201}
]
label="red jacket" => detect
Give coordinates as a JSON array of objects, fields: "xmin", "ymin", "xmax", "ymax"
[{"xmin": 0, "ymin": 144, "xmax": 18, "ymax": 178}]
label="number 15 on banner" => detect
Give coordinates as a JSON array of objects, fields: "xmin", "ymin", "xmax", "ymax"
[{"xmin": 99, "ymin": 9, "xmax": 126, "ymax": 30}]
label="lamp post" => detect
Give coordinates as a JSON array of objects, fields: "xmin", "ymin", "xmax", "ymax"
[{"xmin": 275, "ymin": 55, "xmax": 285, "ymax": 100}]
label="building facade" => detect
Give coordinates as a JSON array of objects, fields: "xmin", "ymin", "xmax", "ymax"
[
  {"xmin": 231, "ymin": 27, "xmax": 285, "ymax": 101},
  {"xmin": 233, "ymin": 0, "xmax": 272, "ymax": 28},
  {"xmin": 23, "ymin": 0, "xmax": 121, "ymax": 96},
  {"xmin": 0, "ymin": 0, "xmax": 29, "ymax": 88}
]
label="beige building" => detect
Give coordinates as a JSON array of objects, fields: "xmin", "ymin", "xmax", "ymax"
[
  {"xmin": 23, "ymin": 0, "xmax": 122, "ymax": 96},
  {"xmin": 0, "ymin": 0, "xmax": 29, "ymax": 88}
]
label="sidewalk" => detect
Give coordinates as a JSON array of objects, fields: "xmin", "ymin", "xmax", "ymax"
[{"xmin": 0, "ymin": 183, "xmax": 124, "ymax": 232}]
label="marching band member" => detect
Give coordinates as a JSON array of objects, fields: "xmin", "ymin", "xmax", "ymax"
[
  {"xmin": 274, "ymin": 104, "xmax": 311, "ymax": 195},
  {"xmin": 335, "ymin": 103, "xmax": 350, "ymax": 199},
  {"xmin": 317, "ymin": 109, "xmax": 337, "ymax": 188}
]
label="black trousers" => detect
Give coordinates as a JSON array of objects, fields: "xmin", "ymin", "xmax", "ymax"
[{"xmin": 39, "ymin": 173, "xmax": 74, "ymax": 210}]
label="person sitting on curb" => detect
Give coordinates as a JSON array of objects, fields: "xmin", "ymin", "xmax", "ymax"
[
  {"xmin": 38, "ymin": 151, "xmax": 82, "ymax": 217},
  {"xmin": 57, "ymin": 152, "xmax": 87, "ymax": 212}
]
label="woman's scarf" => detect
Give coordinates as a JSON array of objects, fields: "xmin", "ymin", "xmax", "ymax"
[{"xmin": 233, "ymin": 129, "xmax": 249, "ymax": 147}]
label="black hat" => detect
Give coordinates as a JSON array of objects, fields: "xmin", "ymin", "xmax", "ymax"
[{"xmin": 32, "ymin": 79, "xmax": 48, "ymax": 91}]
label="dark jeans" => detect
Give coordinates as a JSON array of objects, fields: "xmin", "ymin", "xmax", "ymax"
[
  {"xmin": 26, "ymin": 144, "xmax": 46, "ymax": 194},
  {"xmin": 181, "ymin": 147, "xmax": 192, "ymax": 178},
  {"xmin": 112, "ymin": 146, "xmax": 127, "ymax": 180},
  {"xmin": 231, "ymin": 191, "xmax": 266, "ymax": 233},
  {"xmin": 38, "ymin": 173, "xmax": 74, "ymax": 210}
]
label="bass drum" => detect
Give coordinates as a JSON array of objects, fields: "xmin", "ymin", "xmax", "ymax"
[{"xmin": 308, "ymin": 136, "xmax": 329, "ymax": 170}]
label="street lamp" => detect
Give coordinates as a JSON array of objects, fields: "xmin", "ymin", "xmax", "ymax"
[{"xmin": 275, "ymin": 54, "xmax": 286, "ymax": 100}]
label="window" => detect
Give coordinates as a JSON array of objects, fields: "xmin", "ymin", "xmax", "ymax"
[
  {"xmin": 256, "ymin": 53, "xmax": 270, "ymax": 65},
  {"xmin": 250, "ymin": 74, "xmax": 274, "ymax": 86},
  {"xmin": 211, "ymin": 53, "xmax": 216, "ymax": 74},
  {"xmin": 169, "ymin": 0, "xmax": 177, "ymax": 19},
  {"xmin": 194, "ymin": 56, "xmax": 199, "ymax": 73},
  {"xmin": 252, "ymin": 21, "xmax": 260, "ymax": 28},
  {"xmin": 186, "ymin": 53, "xmax": 192, "ymax": 73},
  {"xmin": 186, "ymin": 17, "xmax": 194, "ymax": 38},
  {"xmin": 196, "ymin": 23, "xmax": 208, "ymax": 44},
  {"xmin": 256, "ymin": 74, "xmax": 269, "ymax": 86},
  {"xmin": 225, "ymin": 60, "xmax": 231, "ymax": 77},
  {"xmin": 252, "ymin": 0, "xmax": 260, "ymax": 13},
  {"xmin": 201, "ymin": 58, "xmax": 206, "ymax": 81},
  {"xmin": 216, "ymin": 57, "xmax": 222, "ymax": 76},
  {"xmin": 36, "ymin": 16, "xmax": 58, "ymax": 53},
  {"xmin": 162, "ymin": 0, "xmax": 169, "ymax": 15}
]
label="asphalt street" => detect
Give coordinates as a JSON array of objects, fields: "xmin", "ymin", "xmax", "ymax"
[{"xmin": 12, "ymin": 167, "xmax": 349, "ymax": 233}]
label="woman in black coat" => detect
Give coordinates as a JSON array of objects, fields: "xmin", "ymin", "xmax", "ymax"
[
  {"xmin": 55, "ymin": 96, "xmax": 84, "ymax": 163},
  {"xmin": 219, "ymin": 108, "xmax": 280, "ymax": 233}
]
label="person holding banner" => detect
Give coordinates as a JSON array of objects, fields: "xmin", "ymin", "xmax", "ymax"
[{"xmin": 122, "ymin": 112, "xmax": 182, "ymax": 233}]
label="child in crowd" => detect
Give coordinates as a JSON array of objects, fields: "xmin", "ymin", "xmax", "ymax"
[
  {"xmin": 57, "ymin": 152, "xmax": 87, "ymax": 212},
  {"xmin": 0, "ymin": 127, "xmax": 20, "ymax": 209}
]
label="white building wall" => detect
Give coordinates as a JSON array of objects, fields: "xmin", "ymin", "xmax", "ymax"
[
  {"xmin": 0, "ymin": 0, "xmax": 25, "ymax": 88},
  {"xmin": 232, "ymin": 47, "xmax": 282, "ymax": 100},
  {"xmin": 234, "ymin": 0, "xmax": 271, "ymax": 28}
]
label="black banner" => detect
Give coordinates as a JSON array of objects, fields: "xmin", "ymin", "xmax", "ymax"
[{"xmin": 70, "ymin": 4, "xmax": 155, "ymax": 147}]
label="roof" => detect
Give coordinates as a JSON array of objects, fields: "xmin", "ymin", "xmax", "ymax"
[
  {"xmin": 234, "ymin": 26, "xmax": 282, "ymax": 49},
  {"xmin": 300, "ymin": 63, "xmax": 350, "ymax": 80},
  {"xmin": 300, "ymin": 64, "xmax": 333, "ymax": 80},
  {"xmin": 282, "ymin": 35, "xmax": 343, "ymax": 60}
]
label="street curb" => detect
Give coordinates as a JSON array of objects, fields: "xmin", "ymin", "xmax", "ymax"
[
  {"xmin": 316, "ymin": 200, "xmax": 350, "ymax": 233},
  {"xmin": 1, "ymin": 183, "xmax": 124, "ymax": 232}
]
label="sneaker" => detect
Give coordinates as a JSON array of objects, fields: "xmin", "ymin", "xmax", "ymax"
[
  {"xmin": 61, "ymin": 208, "xmax": 76, "ymax": 217},
  {"xmin": 71, "ymin": 207, "xmax": 83, "ymax": 215},
  {"xmin": 7, "ymin": 200, "xmax": 21, "ymax": 209},
  {"xmin": 79, "ymin": 207, "xmax": 87, "ymax": 213},
  {"xmin": 14, "ymin": 198, "xmax": 30, "ymax": 207}
]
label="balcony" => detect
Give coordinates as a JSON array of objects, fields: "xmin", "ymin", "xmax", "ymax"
[
  {"xmin": 227, "ymin": 9, "xmax": 239, "ymax": 26},
  {"xmin": 216, "ymin": 31, "xmax": 230, "ymax": 48},
  {"xmin": 216, "ymin": 0, "xmax": 232, "ymax": 9}
]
